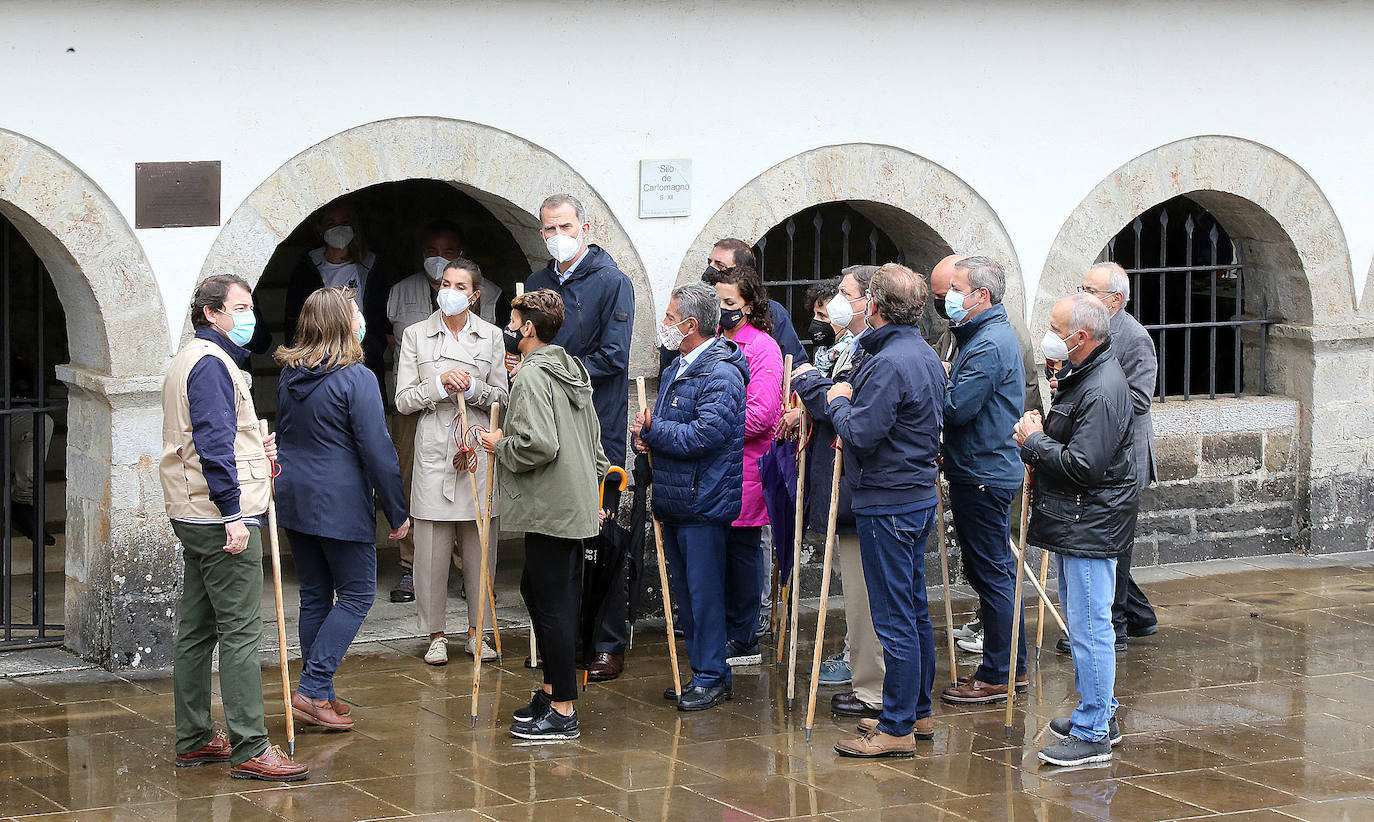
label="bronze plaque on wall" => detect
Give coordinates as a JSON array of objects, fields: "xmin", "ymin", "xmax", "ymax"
[{"xmin": 135, "ymin": 161, "xmax": 221, "ymax": 228}]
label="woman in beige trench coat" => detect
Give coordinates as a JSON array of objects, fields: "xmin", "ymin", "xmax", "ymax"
[{"xmin": 395, "ymin": 259, "xmax": 509, "ymax": 665}]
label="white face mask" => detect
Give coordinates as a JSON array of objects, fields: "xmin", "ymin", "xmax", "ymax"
[
  {"xmin": 323, "ymin": 225, "xmax": 354, "ymax": 250},
  {"xmin": 423, "ymin": 256, "xmax": 449, "ymax": 281},
  {"xmin": 1040, "ymin": 328, "xmax": 1081, "ymax": 362},
  {"xmin": 658, "ymin": 318, "xmax": 690, "ymax": 351},
  {"xmin": 546, "ymin": 230, "xmax": 582, "ymax": 264},
  {"xmin": 436, "ymin": 288, "xmax": 470, "ymax": 317},
  {"xmin": 826, "ymin": 292, "xmax": 864, "ymax": 329}
]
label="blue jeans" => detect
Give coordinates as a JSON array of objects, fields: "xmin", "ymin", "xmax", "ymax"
[
  {"xmin": 856, "ymin": 506, "xmax": 937, "ymax": 737},
  {"xmin": 287, "ymin": 530, "xmax": 377, "ymax": 701},
  {"xmin": 724, "ymin": 526, "xmax": 764, "ymax": 646},
  {"xmin": 662, "ymin": 523, "xmax": 730, "ymax": 688},
  {"xmin": 1058, "ymin": 553, "xmax": 1119, "ymax": 742},
  {"xmin": 948, "ymin": 483, "xmax": 1026, "ymax": 685}
]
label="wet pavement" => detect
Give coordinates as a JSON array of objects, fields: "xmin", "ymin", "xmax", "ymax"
[{"xmin": 2, "ymin": 551, "xmax": 1374, "ymax": 821}]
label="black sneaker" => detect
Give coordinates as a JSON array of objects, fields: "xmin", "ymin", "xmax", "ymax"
[
  {"xmin": 389, "ymin": 571, "xmax": 415, "ymax": 603},
  {"xmin": 510, "ymin": 707, "xmax": 579, "ymax": 740},
  {"xmin": 726, "ymin": 639, "xmax": 762, "ymax": 667},
  {"xmin": 1038, "ymin": 737, "xmax": 1112, "ymax": 766},
  {"xmin": 1055, "ymin": 636, "xmax": 1127, "ymax": 654},
  {"xmin": 1048, "ymin": 716, "xmax": 1122, "ymax": 746},
  {"xmin": 513, "ymin": 689, "xmax": 553, "ymax": 723}
]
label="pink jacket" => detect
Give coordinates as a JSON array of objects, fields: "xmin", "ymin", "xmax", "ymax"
[{"xmin": 729, "ymin": 322, "xmax": 784, "ymax": 527}]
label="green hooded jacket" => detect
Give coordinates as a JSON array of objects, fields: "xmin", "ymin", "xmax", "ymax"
[{"xmin": 495, "ymin": 344, "xmax": 609, "ymax": 540}]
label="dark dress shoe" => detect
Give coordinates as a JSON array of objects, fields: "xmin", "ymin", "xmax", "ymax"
[
  {"xmin": 1057, "ymin": 636, "xmax": 1127, "ymax": 654},
  {"xmin": 1127, "ymin": 623, "xmax": 1158, "ymax": 638},
  {"xmin": 587, "ymin": 652, "xmax": 624, "ymax": 682},
  {"xmin": 831, "ymin": 690, "xmax": 881, "ymax": 718},
  {"xmin": 677, "ymin": 683, "xmax": 730, "ymax": 712},
  {"xmin": 665, "ymin": 681, "xmax": 732, "ymax": 702}
]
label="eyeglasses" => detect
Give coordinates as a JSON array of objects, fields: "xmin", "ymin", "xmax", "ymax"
[{"xmin": 1077, "ymin": 286, "xmax": 1121, "ymax": 297}]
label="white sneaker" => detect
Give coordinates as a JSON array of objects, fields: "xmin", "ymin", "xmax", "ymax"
[
  {"xmin": 952, "ymin": 617, "xmax": 982, "ymax": 641},
  {"xmin": 956, "ymin": 631, "xmax": 984, "ymax": 654},
  {"xmin": 424, "ymin": 636, "xmax": 449, "ymax": 666},
  {"xmin": 467, "ymin": 635, "xmax": 498, "ymax": 661}
]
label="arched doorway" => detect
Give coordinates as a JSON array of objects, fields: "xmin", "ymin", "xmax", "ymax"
[
  {"xmin": 0, "ymin": 128, "xmax": 171, "ymax": 668},
  {"xmin": 1039, "ymin": 135, "xmax": 1363, "ymax": 558}
]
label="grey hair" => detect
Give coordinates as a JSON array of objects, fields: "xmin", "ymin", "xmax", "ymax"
[
  {"xmin": 868, "ymin": 263, "xmax": 927, "ymax": 326},
  {"xmin": 841, "ymin": 264, "xmax": 879, "ymax": 295},
  {"xmin": 1088, "ymin": 262, "xmax": 1131, "ymax": 302},
  {"xmin": 540, "ymin": 193, "xmax": 587, "ymax": 225},
  {"xmin": 1067, "ymin": 292, "xmax": 1111, "ymax": 342},
  {"xmin": 954, "ymin": 255, "xmax": 1006, "ymax": 304},
  {"xmin": 672, "ymin": 281, "xmax": 721, "ymax": 338}
]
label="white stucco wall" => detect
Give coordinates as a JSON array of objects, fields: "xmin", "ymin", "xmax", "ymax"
[{"xmin": 1, "ymin": 0, "xmax": 1369, "ymax": 339}]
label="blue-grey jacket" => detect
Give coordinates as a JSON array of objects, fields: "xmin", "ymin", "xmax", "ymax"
[
  {"xmin": 942, "ymin": 304, "xmax": 1026, "ymax": 489},
  {"xmin": 819, "ymin": 323, "xmax": 945, "ymax": 513},
  {"xmin": 643, "ymin": 338, "xmax": 747, "ymax": 525},
  {"xmin": 275, "ymin": 363, "xmax": 407, "ymax": 543}
]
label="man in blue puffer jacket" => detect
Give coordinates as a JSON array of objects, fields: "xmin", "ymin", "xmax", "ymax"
[{"xmin": 634, "ymin": 282, "xmax": 747, "ymax": 712}]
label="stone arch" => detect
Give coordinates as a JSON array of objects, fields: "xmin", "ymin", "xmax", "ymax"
[
  {"xmin": 0, "ymin": 129, "xmax": 171, "ymax": 668},
  {"xmin": 677, "ymin": 143, "xmax": 1029, "ymax": 341},
  {"xmin": 198, "ymin": 117, "xmax": 657, "ymax": 373},
  {"xmin": 1036, "ymin": 135, "xmax": 1354, "ymax": 335}
]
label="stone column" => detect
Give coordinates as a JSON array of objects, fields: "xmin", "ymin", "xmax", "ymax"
[{"xmin": 57, "ymin": 365, "xmax": 177, "ymax": 670}]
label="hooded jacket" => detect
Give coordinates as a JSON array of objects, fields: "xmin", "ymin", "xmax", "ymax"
[
  {"xmin": 274, "ymin": 361, "xmax": 407, "ymax": 543},
  {"xmin": 526, "ymin": 244, "xmax": 634, "ymax": 469},
  {"xmin": 942, "ymin": 304, "xmax": 1026, "ymax": 489},
  {"xmin": 495, "ymin": 345, "xmax": 610, "ymax": 540},
  {"xmin": 1021, "ymin": 341, "xmax": 1138, "ymax": 559},
  {"xmin": 644, "ymin": 338, "xmax": 748, "ymax": 525}
]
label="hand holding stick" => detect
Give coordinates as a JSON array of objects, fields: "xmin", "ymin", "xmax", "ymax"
[{"xmin": 637, "ymin": 377, "xmax": 683, "ymax": 699}]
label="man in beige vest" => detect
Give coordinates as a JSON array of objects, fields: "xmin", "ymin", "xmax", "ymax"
[{"xmin": 160, "ymin": 274, "xmax": 307, "ymax": 781}]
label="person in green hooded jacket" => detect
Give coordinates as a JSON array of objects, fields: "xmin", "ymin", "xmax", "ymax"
[{"xmin": 479, "ymin": 288, "xmax": 609, "ymax": 741}]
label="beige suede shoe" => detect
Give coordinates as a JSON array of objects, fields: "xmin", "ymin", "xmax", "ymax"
[
  {"xmin": 857, "ymin": 716, "xmax": 934, "ymax": 739},
  {"xmin": 834, "ymin": 730, "xmax": 916, "ymax": 758}
]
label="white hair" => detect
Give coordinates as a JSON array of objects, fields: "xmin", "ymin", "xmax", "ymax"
[
  {"xmin": 1067, "ymin": 292, "xmax": 1111, "ymax": 342},
  {"xmin": 1089, "ymin": 262, "xmax": 1131, "ymax": 302}
]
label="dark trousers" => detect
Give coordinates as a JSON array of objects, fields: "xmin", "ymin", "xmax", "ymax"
[
  {"xmin": 1112, "ymin": 543, "xmax": 1157, "ymax": 640},
  {"xmin": 172, "ymin": 522, "xmax": 269, "ymax": 767},
  {"xmin": 287, "ymin": 530, "xmax": 377, "ymax": 701},
  {"xmin": 592, "ymin": 488, "xmax": 629, "ymax": 655},
  {"xmin": 662, "ymin": 523, "xmax": 729, "ymax": 688},
  {"xmin": 724, "ymin": 526, "xmax": 764, "ymax": 646},
  {"xmin": 856, "ymin": 506, "xmax": 937, "ymax": 738},
  {"xmin": 948, "ymin": 483, "xmax": 1027, "ymax": 685},
  {"xmin": 522, "ymin": 532, "xmax": 583, "ymax": 701}
]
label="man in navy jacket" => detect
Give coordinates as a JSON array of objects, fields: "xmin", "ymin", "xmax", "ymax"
[
  {"xmin": 525, "ymin": 194, "xmax": 636, "ymax": 680},
  {"xmin": 937, "ymin": 257, "xmax": 1029, "ymax": 705},
  {"xmin": 794, "ymin": 263, "xmax": 945, "ymax": 759},
  {"xmin": 634, "ymin": 282, "xmax": 746, "ymax": 712}
]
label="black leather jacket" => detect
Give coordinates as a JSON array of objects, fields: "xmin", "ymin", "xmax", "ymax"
[{"xmin": 1021, "ymin": 341, "xmax": 1138, "ymax": 559}]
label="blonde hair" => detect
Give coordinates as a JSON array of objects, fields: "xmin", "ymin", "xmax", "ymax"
[{"xmin": 274, "ymin": 287, "xmax": 364, "ymax": 370}]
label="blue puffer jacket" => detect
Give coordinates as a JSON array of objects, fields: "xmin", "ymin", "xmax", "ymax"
[
  {"xmin": 942, "ymin": 304, "xmax": 1026, "ymax": 489},
  {"xmin": 643, "ymin": 338, "xmax": 748, "ymax": 525}
]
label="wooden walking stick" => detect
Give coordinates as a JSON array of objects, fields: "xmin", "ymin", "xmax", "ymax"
[
  {"xmin": 935, "ymin": 481, "xmax": 958, "ymax": 687},
  {"xmin": 1035, "ymin": 547, "xmax": 1050, "ymax": 660},
  {"xmin": 1005, "ymin": 467, "xmax": 1031, "ymax": 738},
  {"xmin": 258, "ymin": 421, "xmax": 295, "ymax": 757},
  {"xmin": 637, "ymin": 377, "xmax": 683, "ymax": 699},
  {"xmin": 767, "ymin": 356, "xmax": 793, "ymax": 641},
  {"xmin": 785, "ymin": 407, "xmax": 808, "ymax": 706},
  {"xmin": 1007, "ymin": 538, "xmax": 1068, "ymax": 636},
  {"xmin": 458, "ymin": 393, "xmax": 504, "ymax": 663},
  {"xmin": 804, "ymin": 439, "xmax": 844, "ymax": 741},
  {"xmin": 469, "ymin": 402, "xmax": 500, "ymax": 727}
]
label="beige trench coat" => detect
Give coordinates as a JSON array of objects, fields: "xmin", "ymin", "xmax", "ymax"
[{"xmin": 395, "ymin": 311, "xmax": 509, "ymax": 521}]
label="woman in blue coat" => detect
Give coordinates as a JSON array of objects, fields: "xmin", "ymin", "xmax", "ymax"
[{"xmin": 274, "ymin": 287, "xmax": 409, "ymax": 731}]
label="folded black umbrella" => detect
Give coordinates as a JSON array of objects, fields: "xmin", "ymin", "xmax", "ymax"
[
  {"xmin": 577, "ymin": 467, "xmax": 630, "ymax": 670},
  {"xmin": 758, "ymin": 436, "xmax": 799, "ymax": 583},
  {"xmin": 625, "ymin": 452, "xmax": 651, "ymax": 627}
]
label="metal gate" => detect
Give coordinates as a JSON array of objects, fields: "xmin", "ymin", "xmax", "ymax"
[{"xmin": 1, "ymin": 215, "xmax": 63, "ymax": 649}]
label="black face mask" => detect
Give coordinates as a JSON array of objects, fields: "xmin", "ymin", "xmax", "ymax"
[
  {"xmin": 933, "ymin": 297, "xmax": 950, "ymax": 321},
  {"xmin": 503, "ymin": 326, "xmax": 524, "ymax": 356},
  {"xmin": 701, "ymin": 265, "xmax": 716, "ymax": 283},
  {"xmin": 719, "ymin": 306, "xmax": 745, "ymax": 331},
  {"xmin": 808, "ymin": 319, "xmax": 836, "ymax": 349}
]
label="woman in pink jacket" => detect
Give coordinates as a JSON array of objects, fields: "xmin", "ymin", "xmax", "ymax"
[{"xmin": 709, "ymin": 266, "xmax": 784, "ymax": 667}]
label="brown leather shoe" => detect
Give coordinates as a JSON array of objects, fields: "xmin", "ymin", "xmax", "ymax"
[
  {"xmin": 857, "ymin": 716, "xmax": 934, "ymax": 740},
  {"xmin": 587, "ymin": 652, "xmax": 624, "ymax": 682},
  {"xmin": 229, "ymin": 744, "xmax": 309, "ymax": 782},
  {"xmin": 942, "ymin": 677, "xmax": 1012, "ymax": 704},
  {"xmin": 331, "ymin": 698, "xmax": 351, "ymax": 717},
  {"xmin": 291, "ymin": 692, "xmax": 354, "ymax": 730},
  {"xmin": 831, "ymin": 690, "xmax": 881, "ymax": 718},
  {"xmin": 175, "ymin": 728, "xmax": 231, "ymax": 767},
  {"xmin": 835, "ymin": 730, "xmax": 916, "ymax": 758}
]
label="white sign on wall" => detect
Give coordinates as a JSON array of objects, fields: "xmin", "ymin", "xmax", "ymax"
[{"xmin": 639, "ymin": 159, "xmax": 692, "ymax": 218}]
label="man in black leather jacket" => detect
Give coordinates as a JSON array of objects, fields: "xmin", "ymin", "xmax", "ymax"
[{"xmin": 1014, "ymin": 293, "xmax": 1137, "ymax": 768}]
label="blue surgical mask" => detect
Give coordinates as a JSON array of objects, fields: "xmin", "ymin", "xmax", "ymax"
[
  {"xmin": 218, "ymin": 309, "xmax": 256, "ymax": 347},
  {"xmin": 944, "ymin": 290, "xmax": 970, "ymax": 324},
  {"xmin": 355, "ymin": 314, "xmax": 367, "ymax": 344}
]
